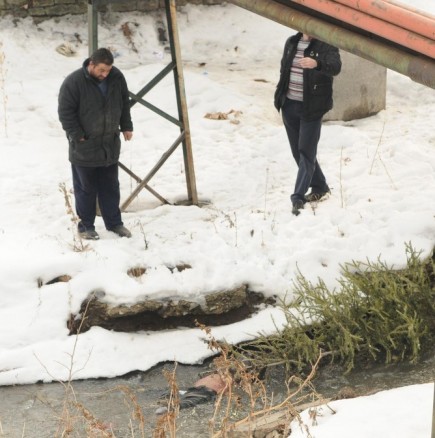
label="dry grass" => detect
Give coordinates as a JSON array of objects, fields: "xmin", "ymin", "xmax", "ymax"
[
  {"xmin": 195, "ymin": 323, "xmax": 326, "ymax": 437},
  {"xmin": 55, "ymin": 295, "xmax": 180, "ymax": 437},
  {"xmin": 27, "ymin": 323, "xmax": 327, "ymax": 438},
  {"xmin": 153, "ymin": 367, "xmax": 180, "ymax": 438},
  {"xmin": 59, "ymin": 182, "xmax": 89, "ymax": 252}
]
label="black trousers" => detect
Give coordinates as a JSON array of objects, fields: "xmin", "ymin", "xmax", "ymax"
[
  {"xmin": 71, "ymin": 163, "xmax": 123, "ymax": 232},
  {"xmin": 282, "ymin": 99, "xmax": 329, "ymax": 203}
]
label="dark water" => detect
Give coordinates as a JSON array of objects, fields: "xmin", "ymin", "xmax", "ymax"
[
  {"xmin": 314, "ymin": 349, "xmax": 435, "ymax": 399},
  {"xmin": 0, "ymin": 349, "xmax": 434, "ymax": 437}
]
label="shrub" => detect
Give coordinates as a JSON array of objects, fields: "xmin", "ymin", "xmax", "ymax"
[{"xmin": 237, "ymin": 243, "xmax": 435, "ymax": 373}]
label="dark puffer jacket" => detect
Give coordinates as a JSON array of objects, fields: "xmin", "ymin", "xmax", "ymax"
[
  {"xmin": 274, "ymin": 33, "xmax": 341, "ymax": 121},
  {"xmin": 58, "ymin": 59, "xmax": 133, "ymax": 167}
]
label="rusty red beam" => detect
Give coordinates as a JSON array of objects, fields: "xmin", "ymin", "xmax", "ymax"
[
  {"xmin": 289, "ymin": 0, "xmax": 435, "ymax": 59},
  {"xmin": 229, "ymin": 0, "xmax": 435, "ymax": 89},
  {"xmin": 382, "ymin": 0, "xmax": 435, "ymax": 21},
  {"xmin": 333, "ymin": 0, "xmax": 435, "ymax": 40}
]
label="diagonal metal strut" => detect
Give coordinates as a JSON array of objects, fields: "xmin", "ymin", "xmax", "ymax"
[{"xmin": 120, "ymin": 132, "xmax": 185, "ymax": 211}]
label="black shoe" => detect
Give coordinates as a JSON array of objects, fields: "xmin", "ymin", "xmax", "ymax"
[
  {"xmin": 179, "ymin": 386, "xmax": 217, "ymax": 409},
  {"xmin": 158, "ymin": 386, "xmax": 216, "ymax": 410},
  {"xmin": 79, "ymin": 229, "xmax": 100, "ymax": 240},
  {"xmin": 156, "ymin": 386, "xmax": 217, "ymax": 412},
  {"xmin": 305, "ymin": 189, "xmax": 330, "ymax": 202},
  {"xmin": 108, "ymin": 225, "xmax": 132, "ymax": 238},
  {"xmin": 292, "ymin": 200, "xmax": 304, "ymax": 216}
]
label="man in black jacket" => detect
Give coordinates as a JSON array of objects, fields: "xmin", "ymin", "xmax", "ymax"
[
  {"xmin": 274, "ymin": 33, "xmax": 341, "ymax": 216},
  {"xmin": 58, "ymin": 48, "xmax": 133, "ymax": 239}
]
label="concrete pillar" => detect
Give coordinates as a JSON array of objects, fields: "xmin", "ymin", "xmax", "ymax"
[{"xmin": 325, "ymin": 50, "xmax": 387, "ymax": 121}]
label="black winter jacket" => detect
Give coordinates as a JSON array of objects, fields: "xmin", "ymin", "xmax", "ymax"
[
  {"xmin": 58, "ymin": 59, "xmax": 133, "ymax": 167},
  {"xmin": 274, "ymin": 33, "xmax": 341, "ymax": 121}
]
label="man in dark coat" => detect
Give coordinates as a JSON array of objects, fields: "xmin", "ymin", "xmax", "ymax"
[
  {"xmin": 274, "ymin": 33, "xmax": 341, "ymax": 216},
  {"xmin": 58, "ymin": 48, "xmax": 133, "ymax": 239}
]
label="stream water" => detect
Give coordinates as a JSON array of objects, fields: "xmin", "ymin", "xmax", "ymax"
[{"xmin": 0, "ymin": 346, "xmax": 434, "ymax": 437}]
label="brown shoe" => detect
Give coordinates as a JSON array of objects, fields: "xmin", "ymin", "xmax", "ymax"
[{"xmin": 305, "ymin": 190, "xmax": 330, "ymax": 202}]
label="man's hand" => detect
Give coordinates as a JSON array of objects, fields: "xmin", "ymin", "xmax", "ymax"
[
  {"xmin": 122, "ymin": 131, "xmax": 133, "ymax": 141},
  {"xmin": 298, "ymin": 57, "xmax": 318, "ymax": 69}
]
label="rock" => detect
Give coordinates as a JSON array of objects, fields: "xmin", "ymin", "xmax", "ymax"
[
  {"xmin": 38, "ymin": 274, "xmax": 72, "ymax": 287},
  {"xmin": 55, "ymin": 43, "xmax": 76, "ymax": 57}
]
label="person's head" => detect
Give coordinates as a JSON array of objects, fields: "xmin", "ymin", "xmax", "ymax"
[{"xmin": 88, "ymin": 48, "xmax": 114, "ymax": 81}]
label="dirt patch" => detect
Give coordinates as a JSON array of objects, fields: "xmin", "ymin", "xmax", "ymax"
[{"xmin": 68, "ymin": 286, "xmax": 275, "ymax": 334}]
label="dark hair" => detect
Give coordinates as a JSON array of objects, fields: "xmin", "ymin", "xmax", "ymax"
[{"xmin": 90, "ymin": 48, "xmax": 114, "ymax": 66}]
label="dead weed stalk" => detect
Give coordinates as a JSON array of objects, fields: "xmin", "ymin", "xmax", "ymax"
[
  {"xmin": 153, "ymin": 366, "xmax": 179, "ymax": 438},
  {"xmin": 33, "ymin": 295, "xmax": 102, "ymax": 436},
  {"xmin": 0, "ymin": 42, "xmax": 8, "ymax": 137},
  {"xmin": 59, "ymin": 182, "xmax": 89, "ymax": 252},
  {"xmin": 74, "ymin": 403, "xmax": 114, "ymax": 437},
  {"xmin": 197, "ymin": 323, "xmax": 326, "ymax": 437},
  {"xmin": 136, "ymin": 219, "xmax": 149, "ymax": 251},
  {"xmin": 56, "ymin": 297, "xmax": 96, "ymax": 437},
  {"xmin": 117, "ymin": 385, "xmax": 146, "ymax": 437}
]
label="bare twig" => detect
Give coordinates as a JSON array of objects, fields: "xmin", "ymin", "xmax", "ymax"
[
  {"xmin": 369, "ymin": 119, "xmax": 386, "ymax": 174},
  {"xmin": 153, "ymin": 365, "xmax": 179, "ymax": 438},
  {"xmin": 117, "ymin": 385, "xmax": 146, "ymax": 437},
  {"xmin": 369, "ymin": 118, "xmax": 396, "ymax": 189},
  {"xmin": 264, "ymin": 167, "xmax": 269, "ymax": 220},
  {"xmin": 197, "ymin": 323, "xmax": 328, "ymax": 438},
  {"xmin": 136, "ymin": 220, "xmax": 149, "ymax": 250},
  {"xmin": 339, "ymin": 145, "xmax": 345, "ymax": 209},
  {"xmin": 0, "ymin": 42, "xmax": 8, "ymax": 137},
  {"xmin": 59, "ymin": 182, "xmax": 89, "ymax": 252},
  {"xmin": 227, "ymin": 351, "xmax": 327, "ymax": 433},
  {"xmin": 234, "ymin": 212, "xmax": 238, "ymax": 247},
  {"xmin": 34, "ymin": 293, "xmax": 97, "ymax": 436}
]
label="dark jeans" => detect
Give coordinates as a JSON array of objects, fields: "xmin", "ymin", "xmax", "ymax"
[
  {"xmin": 282, "ymin": 99, "xmax": 329, "ymax": 203},
  {"xmin": 72, "ymin": 163, "xmax": 123, "ymax": 232}
]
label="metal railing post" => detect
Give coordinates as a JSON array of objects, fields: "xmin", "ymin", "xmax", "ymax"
[
  {"xmin": 165, "ymin": 0, "xmax": 198, "ymax": 205},
  {"xmin": 88, "ymin": 0, "xmax": 98, "ymax": 56}
]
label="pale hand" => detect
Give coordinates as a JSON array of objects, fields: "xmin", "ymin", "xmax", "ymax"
[
  {"xmin": 298, "ymin": 57, "xmax": 318, "ymax": 69},
  {"xmin": 123, "ymin": 131, "xmax": 133, "ymax": 141}
]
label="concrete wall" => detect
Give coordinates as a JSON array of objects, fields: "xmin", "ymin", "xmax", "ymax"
[
  {"xmin": 325, "ymin": 50, "xmax": 387, "ymax": 121},
  {"xmin": 0, "ymin": 0, "xmax": 225, "ymax": 19}
]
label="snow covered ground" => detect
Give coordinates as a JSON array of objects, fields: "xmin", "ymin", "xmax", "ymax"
[
  {"xmin": 0, "ymin": 0, "xmax": 434, "ymax": 436},
  {"xmin": 290, "ymin": 382, "xmax": 433, "ymax": 438}
]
